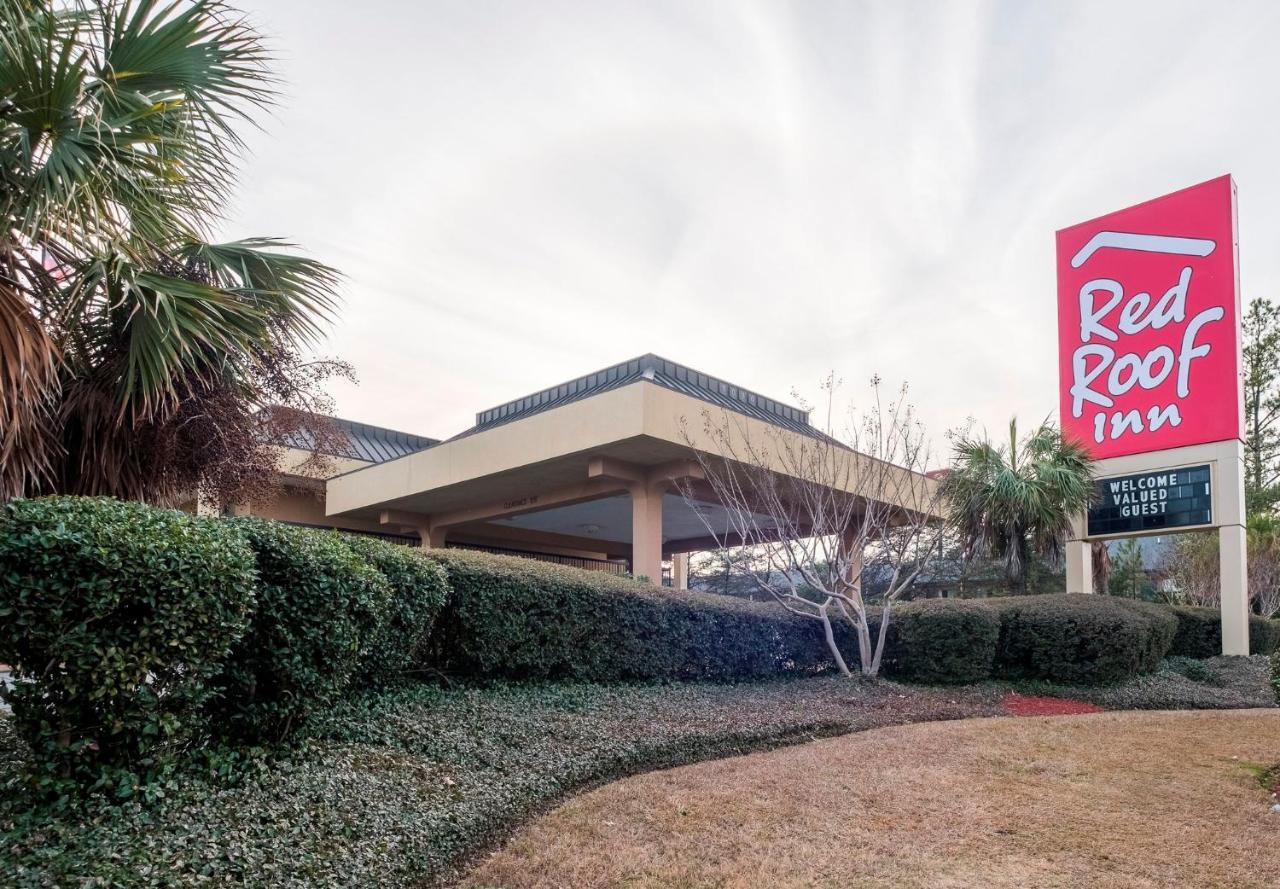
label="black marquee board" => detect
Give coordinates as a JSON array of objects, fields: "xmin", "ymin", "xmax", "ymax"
[{"xmin": 1087, "ymin": 464, "xmax": 1212, "ymax": 537}]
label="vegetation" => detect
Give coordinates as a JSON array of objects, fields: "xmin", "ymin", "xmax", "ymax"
[
  {"xmin": 1158, "ymin": 522, "xmax": 1280, "ymax": 618},
  {"xmin": 208, "ymin": 519, "xmax": 388, "ymax": 745},
  {"xmin": 422, "ymin": 548, "xmax": 838, "ymax": 683},
  {"xmin": 0, "ymin": 0, "xmax": 347, "ymax": 505},
  {"xmin": 1243, "ymin": 297, "xmax": 1280, "ymax": 514},
  {"xmin": 0, "ymin": 497, "xmax": 256, "ymax": 792},
  {"xmin": 1166, "ymin": 604, "xmax": 1280, "ymax": 658},
  {"xmin": 940, "ymin": 418, "xmax": 1094, "ymax": 593},
  {"xmin": 1272, "ymin": 647, "xmax": 1280, "ymax": 705},
  {"xmin": 1107, "ymin": 538, "xmax": 1151, "ymax": 598},
  {"xmin": 1035, "ymin": 655, "xmax": 1276, "ymax": 712},
  {"xmin": 880, "ymin": 600, "xmax": 1000, "ymax": 684},
  {"xmin": 0, "ymin": 500, "xmax": 1276, "ymax": 886},
  {"xmin": 3, "ymin": 660, "xmax": 1272, "ymax": 888},
  {"xmin": 463, "ymin": 708, "xmax": 1280, "ymax": 889},
  {"xmin": 343, "ymin": 535, "xmax": 450, "ymax": 687},
  {"xmin": 678, "ymin": 376, "xmax": 946, "ymax": 678},
  {"xmin": 984, "ymin": 594, "xmax": 1176, "ymax": 685}
]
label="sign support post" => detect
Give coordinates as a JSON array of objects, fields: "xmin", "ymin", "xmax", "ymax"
[
  {"xmin": 1065, "ymin": 521, "xmax": 1092, "ymax": 596},
  {"xmin": 1218, "ymin": 439, "xmax": 1249, "ymax": 655},
  {"xmin": 1056, "ymin": 176, "xmax": 1248, "ymax": 656}
]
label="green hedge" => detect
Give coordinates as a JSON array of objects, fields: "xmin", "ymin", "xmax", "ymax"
[
  {"xmin": 1272, "ymin": 648, "xmax": 1280, "ymax": 705},
  {"xmin": 1168, "ymin": 605, "xmax": 1280, "ymax": 658},
  {"xmin": 880, "ymin": 600, "xmax": 1001, "ymax": 684},
  {"xmin": 0, "ymin": 498, "xmax": 256, "ymax": 788},
  {"xmin": 208, "ymin": 520, "xmax": 389, "ymax": 744},
  {"xmin": 422, "ymin": 553, "xmax": 1189, "ymax": 686},
  {"xmin": 422, "ymin": 549, "xmax": 837, "ymax": 682},
  {"xmin": 343, "ymin": 536, "xmax": 449, "ymax": 687},
  {"xmin": 983, "ymin": 594, "xmax": 1177, "ymax": 684}
]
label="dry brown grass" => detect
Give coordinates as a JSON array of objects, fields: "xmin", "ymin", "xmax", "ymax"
[{"xmin": 463, "ymin": 710, "xmax": 1280, "ymax": 889}]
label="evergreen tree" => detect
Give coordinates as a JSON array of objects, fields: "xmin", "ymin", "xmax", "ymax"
[
  {"xmin": 1108, "ymin": 538, "xmax": 1148, "ymax": 599},
  {"xmin": 1243, "ymin": 298, "xmax": 1280, "ymax": 513}
]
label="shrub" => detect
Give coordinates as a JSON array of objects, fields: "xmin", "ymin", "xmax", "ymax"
[
  {"xmin": 881, "ymin": 600, "xmax": 1000, "ymax": 684},
  {"xmin": 1168, "ymin": 605, "xmax": 1280, "ymax": 657},
  {"xmin": 1168, "ymin": 606, "xmax": 1223, "ymax": 658},
  {"xmin": 1272, "ymin": 648, "xmax": 1280, "ymax": 705},
  {"xmin": 0, "ymin": 497, "xmax": 256, "ymax": 789},
  {"xmin": 423, "ymin": 549, "xmax": 837, "ymax": 682},
  {"xmin": 209, "ymin": 520, "xmax": 389, "ymax": 743},
  {"xmin": 985, "ymin": 594, "xmax": 1176, "ymax": 684},
  {"xmin": 342, "ymin": 536, "xmax": 449, "ymax": 686},
  {"xmin": 1250, "ymin": 615, "xmax": 1280, "ymax": 656}
]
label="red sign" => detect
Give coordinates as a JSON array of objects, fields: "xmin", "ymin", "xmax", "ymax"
[{"xmin": 1056, "ymin": 175, "xmax": 1241, "ymax": 459}]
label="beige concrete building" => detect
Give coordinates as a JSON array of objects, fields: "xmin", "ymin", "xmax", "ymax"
[{"xmin": 241, "ymin": 354, "xmax": 931, "ymax": 587}]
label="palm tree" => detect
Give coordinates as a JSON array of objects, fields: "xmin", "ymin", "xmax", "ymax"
[
  {"xmin": 0, "ymin": 0, "xmax": 339, "ymax": 500},
  {"xmin": 940, "ymin": 419, "xmax": 1094, "ymax": 593}
]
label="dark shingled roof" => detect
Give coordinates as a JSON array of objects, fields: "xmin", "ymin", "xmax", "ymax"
[
  {"xmin": 466, "ymin": 354, "xmax": 814, "ymax": 437},
  {"xmin": 281, "ymin": 416, "xmax": 438, "ymax": 464}
]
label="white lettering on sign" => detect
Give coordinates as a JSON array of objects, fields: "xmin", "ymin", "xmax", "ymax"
[
  {"xmin": 1069, "ymin": 254, "xmax": 1223, "ymax": 443},
  {"xmin": 1105, "ymin": 472, "xmax": 1180, "ymax": 517}
]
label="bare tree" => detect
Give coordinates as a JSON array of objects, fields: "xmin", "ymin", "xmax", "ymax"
[
  {"xmin": 1248, "ymin": 519, "xmax": 1280, "ymax": 619},
  {"xmin": 1157, "ymin": 523, "xmax": 1280, "ymax": 618},
  {"xmin": 676, "ymin": 376, "xmax": 945, "ymax": 678},
  {"xmin": 1158, "ymin": 532, "xmax": 1220, "ymax": 608}
]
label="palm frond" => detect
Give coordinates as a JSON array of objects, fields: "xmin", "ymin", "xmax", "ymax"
[{"xmin": 0, "ymin": 280, "xmax": 59, "ymax": 497}]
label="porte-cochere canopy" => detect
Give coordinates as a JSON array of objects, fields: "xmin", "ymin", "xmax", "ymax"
[{"xmin": 325, "ymin": 354, "xmax": 938, "ymax": 583}]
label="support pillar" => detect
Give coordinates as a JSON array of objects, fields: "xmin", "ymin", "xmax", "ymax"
[
  {"xmin": 1218, "ymin": 438, "xmax": 1249, "ymax": 656},
  {"xmin": 672, "ymin": 552, "xmax": 689, "ymax": 590},
  {"xmin": 1065, "ymin": 514, "xmax": 1092, "ymax": 595},
  {"xmin": 629, "ymin": 483, "xmax": 665, "ymax": 584},
  {"xmin": 1220, "ymin": 523, "xmax": 1250, "ymax": 656},
  {"xmin": 1065, "ymin": 540, "xmax": 1093, "ymax": 595},
  {"xmin": 416, "ymin": 526, "xmax": 448, "ymax": 549},
  {"xmin": 838, "ymin": 525, "xmax": 864, "ymax": 598},
  {"xmin": 195, "ymin": 493, "xmax": 222, "ymax": 518}
]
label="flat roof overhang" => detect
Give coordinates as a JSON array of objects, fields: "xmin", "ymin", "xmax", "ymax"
[{"xmin": 326, "ymin": 380, "xmax": 937, "ymax": 555}]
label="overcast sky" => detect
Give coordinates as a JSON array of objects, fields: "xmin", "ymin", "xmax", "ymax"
[{"xmin": 225, "ymin": 0, "xmax": 1280, "ymax": 451}]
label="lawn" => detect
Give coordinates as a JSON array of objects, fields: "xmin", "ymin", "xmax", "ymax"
[
  {"xmin": 1, "ymin": 656, "xmax": 1273, "ymax": 888},
  {"xmin": 466, "ymin": 709, "xmax": 1280, "ymax": 889}
]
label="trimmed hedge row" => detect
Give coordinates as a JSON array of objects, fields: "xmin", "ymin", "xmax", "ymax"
[
  {"xmin": 880, "ymin": 600, "xmax": 1000, "ymax": 684},
  {"xmin": 981, "ymin": 595, "xmax": 1177, "ymax": 685},
  {"xmin": 207, "ymin": 519, "xmax": 391, "ymax": 744},
  {"xmin": 1168, "ymin": 605, "xmax": 1280, "ymax": 658},
  {"xmin": 343, "ymin": 534, "xmax": 449, "ymax": 687},
  {"xmin": 421, "ymin": 548, "xmax": 836, "ymax": 682},
  {"xmin": 5, "ymin": 496, "xmax": 1278, "ymax": 792},
  {"xmin": 417, "ymin": 557, "xmax": 1187, "ymax": 688}
]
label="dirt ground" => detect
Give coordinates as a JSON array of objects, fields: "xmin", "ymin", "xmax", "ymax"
[{"xmin": 463, "ymin": 709, "xmax": 1280, "ymax": 889}]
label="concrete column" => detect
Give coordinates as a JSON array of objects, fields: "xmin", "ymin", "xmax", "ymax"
[
  {"xmin": 672, "ymin": 552, "xmax": 689, "ymax": 590},
  {"xmin": 417, "ymin": 526, "xmax": 448, "ymax": 549},
  {"xmin": 1220, "ymin": 523, "xmax": 1250, "ymax": 655},
  {"xmin": 1065, "ymin": 514, "xmax": 1092, "ymax": 595},
  {"xmin": 195, "ymin": 493, "xmax": 222, "ymax": 518},
  {"xmin": 1218, "ymin": 438, "xmax": 1249, "ymax": 656},
  {"xmin": 838, "ymin": 526, "xmax": 864, "ymax": 598},
  {"xmin": 629, "ymin": 483, "xmax": 664, "ymax": 584},
  {"xmin": 1065, "ymin": 540, "xmax": 1093, "ymax": 595}
]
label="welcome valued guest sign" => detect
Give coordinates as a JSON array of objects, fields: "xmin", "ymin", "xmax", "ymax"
[
  {"xmin": 1056, "ymin": 176, "xmax": 1241, "ymax": 460},
  {"xmin": 1086, "ymin": 464, "xmax": 1212, "ymax": 537}
]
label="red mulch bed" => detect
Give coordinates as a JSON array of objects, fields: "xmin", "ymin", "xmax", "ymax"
[{"xmin": 1001, "ymin": 692, "xmax": 1105, "ymax": 716}]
